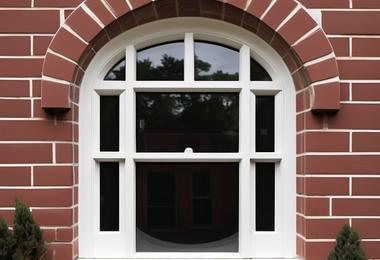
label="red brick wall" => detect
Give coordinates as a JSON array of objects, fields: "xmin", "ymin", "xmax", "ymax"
[
  {"xmin": 0, "ymin": 1, "xmax": 80, "ymax": 259},
  {"xmin": 296, "ymin": 1, "xmax": 380, "ymax": 259},
  {"xmin": 0, "ymin": 0, "xmax": 379, "ymax": 259}
]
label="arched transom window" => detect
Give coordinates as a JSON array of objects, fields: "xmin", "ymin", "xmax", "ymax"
[{"xmin": 79, "ymin": 18, "xmax": 296, "ymax": 259}]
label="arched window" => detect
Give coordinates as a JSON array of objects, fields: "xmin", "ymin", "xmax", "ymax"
[{"xmin": 79, "ymin": 18, "xmax": 296, "ymax": 259}]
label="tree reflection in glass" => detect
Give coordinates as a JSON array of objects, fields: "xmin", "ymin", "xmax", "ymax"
[
  {"xmin": 104, "ymin": 58, "xmax": 126, "ymax": 80},
  {"xmin": 137, "ymin": 42, "xmax": 184, "ymax": 81},
  {"xmin": 195, "ymin": 41, "xmax": 239, "ymax": 81},
  {"xmin": 136, "ymin": 93, "xmax": 239, "ymax": 152}
]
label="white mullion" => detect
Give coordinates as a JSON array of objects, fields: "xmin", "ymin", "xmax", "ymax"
[
  {"xmin": 119, "ymin": 91, "xmax": 126, "ymax": 154},
  {"xmin": 250, "ymin": 81, "xmax": 282, "ymax": 94},
  {"xmin": 94, "ymin": 81, "xmax": 128, "ymax": 90},
  {"xmin": 239, "ymin": 44, "xmax": 251, "ymax": 258},
  {"xmin": 93, "ymin": 92, "xmax": 101, "ymax": 153},
  {"xmin": 275, "ymin": 91, "xmax": 283, "ymax": 154},
  {"xmin": 93, "ymin": 152, "xmax": 127, "ymax": 161},
  {"xmin": 133, "ymin": 153, "xmax": 242, "ymax": 162},
  {"xmin": 250, "ymin": 153, "xmax": 282, "ymax": 162},
  {"xmin": 126, "ymin": 45, "xmax": 136, "ymax": 84},
  {"xmin": 184, "ymin": 32, "xmax": 194, "ymax": 82},
  {"xmin": 125, "ymin": 44, "xmax": 136, "ymax": 257},
  {"xmin": 240, "ymin": 45, "xmax": 250, "ymax": 82},
  {"xmin": 132, "ymin": 82, "xmax": 242, "ymax": 90}
]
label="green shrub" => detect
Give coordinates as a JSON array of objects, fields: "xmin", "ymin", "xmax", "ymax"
[
  {"xmin": 12, "ymin": 199, "xmax": 48, "ymax": 260},
  {"xmin": 328, "ymin": 224, "xmax": 366, "ymax": 260},
  {"xmin": 0, "ymin": 199, "xmax": 47, "ymax": 260},
  {"xmin": 0, "ymin": 217, "xmax": 13, "ymax": 259}
]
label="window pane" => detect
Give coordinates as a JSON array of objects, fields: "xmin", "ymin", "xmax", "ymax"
[
  {"xmin": 137, "ymin": 42, "xmax": 184, "ymax": 81},
  {"xmin": 193, "ymin": 172, "xmax": 210, "ymax": 197},
  {"xmin": 136, "ymin": 93, "xmax": 239, "ymax": 152},
  {"xmin": 104, "ymin": 58, "xmax": 125, "ymax": 80},
  {"xmin": 195, "ymin": 41, "xmax": 239, "ymax": 81},
  {"xmin": 251, "ymin": 58, "xmax": 272, "ymax": 81},
  {"xmin": 136, "ymin": 163, "xmax": 238, "ymax": 252},
  {"xmin": 193, "ymin": 199, "xmax": 212, "ymax": 226},
  {"xmin": 256, "ymin": 96, "xmax": 274, "ymax": 152},
  {"xmin": 256, "ymin": 163, "xmax": 275, "ymax": 231},
  {"xmin": 147, "ymin": 172, "xmax": 176, "ymax": 206},
  {"xmin": 100, "ymin": 162, "xmax": 119, "ymax": 231},
  {"xmin": 100, "ymin": 96, "xmax": 119, "ymax": 151}
]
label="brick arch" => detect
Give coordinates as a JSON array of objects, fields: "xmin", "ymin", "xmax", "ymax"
[{"xmin": 41, "ymin": 0, "xmax": 340, "ymax": 114}]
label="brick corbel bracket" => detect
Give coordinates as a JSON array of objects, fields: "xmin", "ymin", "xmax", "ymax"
[{"xmin": 41, "ymin": 0, "xmax": 341, "ymax": 115}]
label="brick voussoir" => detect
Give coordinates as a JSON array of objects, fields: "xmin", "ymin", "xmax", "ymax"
[{"xmin": 49, "ymin": 27, "xmax": 89, "ymax": 63}]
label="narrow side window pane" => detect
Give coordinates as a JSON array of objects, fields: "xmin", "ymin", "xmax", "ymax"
[
  {"xmin": 100, "ymin": 162, "xmax": 119, "ymax": 231},
  {"xmin": 195, "ymin": 41, "xmax": 239, "ymax": 81},
  {"xmin": 250, "ymin": 58, "xmax": 272, "ymax": 81},
  {"xmin": 256, "ymin": 163, "xmax": 275, "ymax": 231},
  {"xmin": 100, "ymin": 96, "xmax": 119, "ymax": 151},
  {"xmin": 104, "ymin": 58, "xmax": 126, "ymax": 81},
  {"xmin": 137, "ymin": 42, "xmax": 184, "ymax": 81},
  {"xmin": 256, "ymin": 96, "xmax": 274, "ymax": 152}
]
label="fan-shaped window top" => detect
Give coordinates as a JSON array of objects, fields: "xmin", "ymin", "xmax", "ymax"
[
  {"xmin": 251, "ymin": 58, "xmax": 272, "ymax": 81},
  {"xmin": 137, "ymin": 42, "xmax": 184, "ymax": 81},
  {"xmin": 104, "ymin": 58, "xmax": 126, "ymax": 81},
  {"xmin": 195, "ymin": 41, "xmax": 239, "ymax": 81}
]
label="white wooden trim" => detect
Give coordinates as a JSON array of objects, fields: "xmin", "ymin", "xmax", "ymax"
[{"xmin": 184, "ymin": 33, "xmax": 194, "ymax": 82}]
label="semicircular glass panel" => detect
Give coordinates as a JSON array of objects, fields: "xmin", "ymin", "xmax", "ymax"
[
  {"xmin": 104, "ymin": 58, "xmax": 126, "ymax": 81},
  {"xmin": 194, "ymin": 41, "xmax": 239, "ymax": 81},
  {"xmin": 250, "ymin": 58, "xmax": 272, "ymax": 81},
  {"xmin": 137, "ymin": 42, "xmax": 184, "ymax": 81}
]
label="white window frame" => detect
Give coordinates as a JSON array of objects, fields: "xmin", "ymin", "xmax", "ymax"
[{"xmin": 79, "ymin": 17, "xmax": 296, "ymax": 259}]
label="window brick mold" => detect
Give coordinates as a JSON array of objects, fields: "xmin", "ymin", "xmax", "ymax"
[{"xmin": 40, "ymin": 0, "xmax": 341, "ymax": 115}]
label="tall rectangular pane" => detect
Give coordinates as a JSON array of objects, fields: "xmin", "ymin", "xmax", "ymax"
[
  {"xmin": 256, "ymin": 163, "xmax": 275, "ymax": 231},
  {"xmin": 100, "ymin": 96, "xmax": 119, "ymax": 151},
  {"xmin": 100, "ymin": 162, "xmax": 119, "ymax": 231},
  {"xmin": 256, "ymin": 96, "xmax": 274, "ymax": 152}
]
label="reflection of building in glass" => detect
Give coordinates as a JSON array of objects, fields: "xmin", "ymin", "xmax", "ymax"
[{"xmin": 136, "ymin": 163, "xmax": 239, "ymax": 252}]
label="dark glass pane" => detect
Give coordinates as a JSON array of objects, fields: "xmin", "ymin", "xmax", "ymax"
[
  {"xmin": 256, "ymin": 163, "xmax": 275, "ymax": 231},
  {"xmin": 100, "ymin": 162, "xmax": 119, "ymax": 231},
  {"xmin": 195, "ymin": 41, "xmax": 239, "ymax": 81},
  {"xmin": 100, "ymin": 96, "xmax": 119, "ymax": 151},
  {"xmin": 104, "ymin": 58, "xmax": 126, "ymax": 80},
  {"xmin": 193, "ymin": 199, "xmax": 212, "ymax": 226},
  {"xmin": 136, "ymin": 163, "xmax": 238, "ymax": 252},
  {"xmin": 147, "ymin": 172, "xmax": 176, "ymax": 206},
  {"xmin": 136, "ymin": 93, "xmax": 239, "ymax": 152},
  {"xmin": 193, "ymin": 172, "xmax": 210, "ymax": 197},
  {"xmin": 256, "ymin": 96, "xmax": 274, "ymax": 152},
  {"xmin": 137, "ymin": 42, "xmax": 184, "ymax": 80},
  {"xmin": 251, "ymin": 58, "xmax": 272, "ymax": 81},
  {"xmin": 147, "ymin": 207, "xmax": 176, "ymax": 229}
]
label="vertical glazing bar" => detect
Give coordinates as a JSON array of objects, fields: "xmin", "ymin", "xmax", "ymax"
[
  {"xmin": 239, "ymin": 44, "xmax": 251, "ymax": 257},
  {"xmin": 125, "ymin": 45, "xmax": 136, "ymax": 256},
  {"xmin": 184, "ymin": 33, "xmax": 194, "ymax": 82}
]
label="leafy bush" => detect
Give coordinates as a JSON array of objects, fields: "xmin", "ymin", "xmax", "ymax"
[
  {"xmin": 328, "ymin": 224, "xmax": 366, "ymax": 260},
  {"xmin": 0, "ymin": 217, "xmax": 13, "ymax": 259},
  {"xmin": 0, "ymin": 199, "xmax": 47, "ymax": 260}
]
